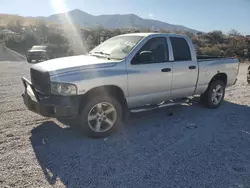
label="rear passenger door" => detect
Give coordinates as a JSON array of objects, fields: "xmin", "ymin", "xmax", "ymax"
[{"xmin": 170, "ymin": 37, "xmax": 198, "ymax": 99}]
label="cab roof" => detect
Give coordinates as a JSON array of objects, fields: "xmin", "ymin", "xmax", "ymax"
[{"xmin": 119, "ymin": 32, "xmax": 187, "ymax": 38}]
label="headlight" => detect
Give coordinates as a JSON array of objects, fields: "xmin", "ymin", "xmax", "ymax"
[{"xmin": 51, "ymin": 82, "xmax": 77, "ymax": 96}]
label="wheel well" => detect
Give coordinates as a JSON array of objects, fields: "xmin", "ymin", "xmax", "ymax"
[
  {"xmin": 86, "ymin": 85, "xmax": 126, "ymax": 102},
  {"xmin": 209, "ymin": 73, "xmax": 227, "ymax": 86},
  {"xmin": 78, "ymin": 85, "xmax": 128, "ymax": 115}
]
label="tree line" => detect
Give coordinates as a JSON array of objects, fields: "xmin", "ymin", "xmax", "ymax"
[{"xmin": 0, "ymin": 21, "xmax": 249, "ymax": 61}]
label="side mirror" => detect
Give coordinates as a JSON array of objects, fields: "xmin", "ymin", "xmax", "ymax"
[{"xmin": 138, "ymin": 51, "xmax": 153, "ymax": 62}]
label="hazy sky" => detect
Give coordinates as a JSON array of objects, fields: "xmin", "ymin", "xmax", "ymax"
[{"xmin": 1, "ymin": 0, "xmax": 249, "ymax": 34}]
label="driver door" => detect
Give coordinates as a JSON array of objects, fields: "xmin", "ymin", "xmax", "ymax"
[{"xmin": 126, "ymin": 37, "xmax": 173, "ymax": 108}]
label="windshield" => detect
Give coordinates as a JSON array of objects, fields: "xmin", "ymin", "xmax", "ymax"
[
  {"xmin": 89, "ymin": 35, "xmax": 144, "ymax": 60},
  {"xmin": 31, "ymin": 46, "xmax": 47, "ymax": 50}
]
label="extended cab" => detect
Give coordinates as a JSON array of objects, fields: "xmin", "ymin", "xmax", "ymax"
[{"xmin": 21, "ymin": 33, "xmax": 239, "ymax": 137}]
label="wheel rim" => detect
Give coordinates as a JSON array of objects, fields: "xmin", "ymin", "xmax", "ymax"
[
  {"xmin": 87, "ymin": 102, "xmax": 117, "ymax": 133},
  {"xmin": 211, "ymin": 84, "xmax": 224, "ymax": 105}
]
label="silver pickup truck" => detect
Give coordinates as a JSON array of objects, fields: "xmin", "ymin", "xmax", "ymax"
[{"xmin": 22, "ymin": 33, "xmax": 239, "ymax": 137}]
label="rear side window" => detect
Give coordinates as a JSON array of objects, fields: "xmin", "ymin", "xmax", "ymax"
[{"xmin": 170, "ymin": 37, "xmax": 192, "ymax": 61}]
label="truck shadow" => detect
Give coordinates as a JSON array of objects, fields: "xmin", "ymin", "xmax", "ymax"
[{"xmin": 30, "ymin": 99, "xmax": 250, "ymax": 187}]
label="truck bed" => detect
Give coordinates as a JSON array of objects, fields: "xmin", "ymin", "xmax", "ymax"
[
  {"xmin": 197, "ymin": 55, "xmax": 235, "ymax": 62},
  {"xmin": 194, "ymin": 56, "xmax": 239, "ymax": 96}
]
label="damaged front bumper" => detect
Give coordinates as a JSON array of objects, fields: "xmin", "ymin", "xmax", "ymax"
[{"xmin": 21, "ymin": 77, "xmax": 79, "ymax": 118}]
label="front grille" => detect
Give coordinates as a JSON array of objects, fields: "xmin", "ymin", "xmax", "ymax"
[
  {"xmin": 28, "ymin": 55, "xmax": 44, "ymax": 58},
  {"xmin": 30, "ymin": 68, "xmax": 50, "ymax": 94},
  {"xmin": 28, "ymin": 52, "xmax": 44, "ymax": 56}
]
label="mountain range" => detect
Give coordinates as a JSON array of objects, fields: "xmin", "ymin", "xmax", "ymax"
[{"xmin": 35, "ymin": 9, "xmax": 198, "ymax": 33}]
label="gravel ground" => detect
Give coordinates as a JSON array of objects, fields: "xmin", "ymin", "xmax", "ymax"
[{"xmin": 0, "ymin": 60, "xmax": 250, "ymax": 188}]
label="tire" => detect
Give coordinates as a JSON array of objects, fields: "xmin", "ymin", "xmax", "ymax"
[
  {"xmin": 79, "ymin": 94, "xmax": 123, "ymax": 138},
  {"xmin": 200, "ymin": 80, "xmax": 225, "ymax": 109}
]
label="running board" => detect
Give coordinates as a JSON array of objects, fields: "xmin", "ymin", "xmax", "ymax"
[{"xmin": 130, "ymin": 98, "xmax": 191, "ymax": 113}]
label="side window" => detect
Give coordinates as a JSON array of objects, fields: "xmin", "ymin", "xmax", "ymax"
[
  {"xmin": 170, "ymin": 37, "xmax": 192, "ymax": 61},
  {"xmin": 132, "ymin": 37, "xmax": 169, "ymax": 64}
]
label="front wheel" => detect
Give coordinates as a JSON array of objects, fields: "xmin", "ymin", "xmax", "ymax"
[
  {"xmin": 247, "ymin": 78, "xmax": 250, "ymax": 84},
  {"xmin": 79, "ymin": 95, "xmax": 123, "ymax": 138},
  {"xmin": 200, "ymin": 80, "xmax": 225, "ymax": 109}
]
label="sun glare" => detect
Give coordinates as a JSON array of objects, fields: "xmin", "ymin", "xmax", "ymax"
[
  {"xmin": 49, "ymin": 0, "xmax": 103, "ymax": 85},
  {"xmin": 50, "ymin": 0, "xmax": 86, "ymax": 55}
]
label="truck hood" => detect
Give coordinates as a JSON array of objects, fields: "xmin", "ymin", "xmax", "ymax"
[{"xmin": 32, "ymin": 55, "xmax": 119, "ymax": 72}]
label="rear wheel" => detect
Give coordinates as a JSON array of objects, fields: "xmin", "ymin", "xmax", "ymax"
[
  {"xmin": 79, "ymin": 95, "xmax": 123, "ymax": 138},
  {"xmin": 200, "ymin": 80, "xmax": 225, "ymax": 109}
]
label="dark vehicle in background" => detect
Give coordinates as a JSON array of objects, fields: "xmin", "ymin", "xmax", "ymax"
[{"xmin": 26, "ymin": 45, "xmax": 52, "ymax": 63}]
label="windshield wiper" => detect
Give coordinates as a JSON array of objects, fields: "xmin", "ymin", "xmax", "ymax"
[
  {"xmin": 90, "ymin": 51, "xmax": 111, "ymax": 60},
  {"xmin": 93, "ymin": 51, "xmax": 110, "ymax": 56}
]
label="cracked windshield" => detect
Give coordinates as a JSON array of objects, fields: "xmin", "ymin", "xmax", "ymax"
[{"xmin": 0, "ymin": 0, "xmax": 250, "ymax": 187}]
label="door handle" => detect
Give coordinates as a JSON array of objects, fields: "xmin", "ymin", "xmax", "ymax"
[
  {"xmin": 189, "ymin": 65, "xmax": 196, "ymax": 70},
  {"xmin": 161, "ymin": 68, "xmax": 171, "ymax": 72}
]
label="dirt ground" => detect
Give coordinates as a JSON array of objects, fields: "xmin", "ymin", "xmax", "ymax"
[{"xmin": 0, "ymin": 61, "xmax": 250, "ymax": 188}]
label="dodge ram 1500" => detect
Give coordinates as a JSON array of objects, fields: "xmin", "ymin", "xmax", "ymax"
[{"xmin": 21, "ymin": 33, "xmax": 239, "ymax": 137}]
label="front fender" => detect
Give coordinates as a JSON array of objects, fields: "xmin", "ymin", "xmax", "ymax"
[{"xmin": 50, "ymin": 61, "xmax": 129, "ymax": 97}]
